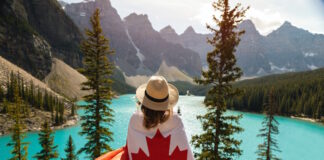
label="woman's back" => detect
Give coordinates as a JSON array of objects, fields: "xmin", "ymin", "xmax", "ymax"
[{"xmin": 126, "ymin": 110, "xmax": 194, "ymax": 160}]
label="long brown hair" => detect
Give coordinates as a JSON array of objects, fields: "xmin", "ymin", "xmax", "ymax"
[{"xmin": 141, "ymin": 105, "xmax": 170, "ymax": 129}]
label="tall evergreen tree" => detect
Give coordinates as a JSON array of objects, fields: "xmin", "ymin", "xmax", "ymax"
[
  {"xmin": 78, "ymin": 8, "xmax": 115, "ymax": 159},
  {"xmin": 34, "ymin": 121, "xmax": 58, "ymax": 160},
  {"xmin": 7, "ymin": 83, "xmax": 29, "ymax": 160},
  {"xmin": 256, "ymin": 88, "xmax": 281, "ymax": 160},
  {"xmin": 62, "ymin": 135, "xmax": 77, "ymax": 160},
  {"xmin": 191, "ymin": 0, "xmax": 248, "ymax": 159}
]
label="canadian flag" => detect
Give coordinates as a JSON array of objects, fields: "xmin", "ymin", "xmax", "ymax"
[{"xmin": 97, "ymin": 110, "xmax": 194, "ymax": 160}]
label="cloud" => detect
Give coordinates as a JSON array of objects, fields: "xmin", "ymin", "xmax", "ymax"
[
  {"xmin": 63, "ymin": 0, "xmax": 324, "ymax": 35},
  {"xmin": 246, "ymin": 8, "xmax": 284, "ymax": 35},
  {"xmin": 237, "ymin": 0, "xmax": 324, "ymax": 35}
]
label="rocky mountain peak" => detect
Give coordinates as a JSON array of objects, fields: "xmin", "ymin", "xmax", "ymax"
[
  {"xmin": 160, "ymin": 25, "xmax": 178, "ymax": 36},
  {"xmin": 125, "ymin": 13, "xmax": 152, "ymax": 27},
  {"xmin": 124, "ymin": 13, "xmax": 155, "ymax": 34},
  {"xmin": 124, "ymin": 13, "xmax": 150, "ymax": 25},
  {"xmin": 274, "ymin": 21, "xmax": 296, "ymax": 33},
  {"xmin": 282, "ymin": 21, "xmax": 292, "ymax": 27},
  {"xmin": 268, "ymin": 20, "xmax": 311, "ymax": 38},
  {"xmin": 239, "ymin": 20, "xmax": 260, "ymax": 36},
  {"xmin": 93, "ymin": 0, "xmax": 112, "ymax": 9},
  {"xmin": 159, "ymin": 25, "xmax": 181, "ymax": 45},
  {"xmin": 182, "ymin": 26, "xmax": 196, "ymax": 35}
]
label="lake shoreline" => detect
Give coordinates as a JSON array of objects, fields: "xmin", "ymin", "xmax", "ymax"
[
  {"xmin": 232, "ymin": 109, "xmax": 323, "ymax": 125},
  {"xmin": 0, "ymin": 111, "xmax": 79, "ymax": 137}
]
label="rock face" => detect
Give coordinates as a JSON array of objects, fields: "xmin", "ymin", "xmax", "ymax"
[
  {"xmin": 160, "ymin": 20, "xmax": 324, "ymax": 76},
  {"xmin": 63, "ymin": 0, "xmax": 202, "ymax": 77},
  {"xmin": 265, "ymin": 21, "xmax": 324, "ymax": 72},
  {"xmin": 124, "ymin": 13, "xmax": 202, "ymax": 77},
  {"xmin": 0, "ymin": 0, "xmax": 51, "ymax": 79},
  {"xmin": 0, "ymin": 0, "xmax": 83, "ymax": 79},
  {"xmin": 64, "ymin": 0, "xmax": 140, "ymax": 76},
  {"xmin": 160, "ymin": 26, "xmax": 213, "ymax": 68},
  {"xmin": 236, "ymin": 20, "xmax": 270, "ymax": 76}
]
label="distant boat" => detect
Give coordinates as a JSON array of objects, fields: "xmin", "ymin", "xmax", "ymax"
[
  {"xmin": 177, "ymin": 106, "xmax": 182, "ymax": 116},
  {"xmin": 186, "ymin": 90, "xmax": 192, "ymax": 96}
]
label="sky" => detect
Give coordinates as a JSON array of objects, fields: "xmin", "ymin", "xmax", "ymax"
[{"xmin": 63, "ymin": 0, "xmax": 324, "ymax": 35}]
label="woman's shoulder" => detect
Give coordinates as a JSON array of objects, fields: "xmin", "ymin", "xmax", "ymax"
[{"xmin": 129, "ymin": 110, "xmax": 183, "ymax": 134}]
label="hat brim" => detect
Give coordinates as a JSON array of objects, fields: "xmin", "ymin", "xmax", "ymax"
[{"xmin": 136, "ymin": 83, "xmax": 179, "ymax": 111}]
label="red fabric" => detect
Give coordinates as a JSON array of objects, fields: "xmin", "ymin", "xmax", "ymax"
[
  {"xmin": 96, "ymin": 147, "xmax": 127, "ymax": 160},
  {"xmin": 130, "ymin": 129, "xmax": 187, "ymax": 160}
]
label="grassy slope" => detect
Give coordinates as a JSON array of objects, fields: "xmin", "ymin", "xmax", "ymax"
[{"xmin": 44, "ymin": 58, "xmax": 135, "ymax": 99}]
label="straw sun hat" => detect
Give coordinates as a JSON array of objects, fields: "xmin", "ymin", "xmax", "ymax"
[{"xmin": 136, "ymin": 76, "xmax": 179, "ymax": 111}]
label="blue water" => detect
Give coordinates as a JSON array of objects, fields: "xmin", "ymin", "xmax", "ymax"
[{"xmin": 1, "ymin": 94, "xmax": 324, "ymax": 159}]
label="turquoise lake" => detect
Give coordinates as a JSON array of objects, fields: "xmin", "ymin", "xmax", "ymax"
[{"xmin": 1, "ymin": 94, "xmax": 324, "ymax": 159}]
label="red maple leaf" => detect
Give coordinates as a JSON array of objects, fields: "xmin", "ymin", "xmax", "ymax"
[{"xmin": 131, "ymin": 129, "xmax": 188, "ymax": 160}]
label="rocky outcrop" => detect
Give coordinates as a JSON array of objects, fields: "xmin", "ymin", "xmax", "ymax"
[
  {"xmin": 0, "ymin": 0, "xmax": 51, "ymax": 79},
  {"xmin": 22, "ymin": 0, "xmax": 83, "ymax": 68},
  {"xmin": 0, "ymin": 0, "xmax": 83, "ymax": 79}
]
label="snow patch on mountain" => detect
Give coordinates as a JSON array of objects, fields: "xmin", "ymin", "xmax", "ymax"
[
  {"xmin": 269, "ymin": 62, "xmax": 295, "ymax": 72},
  {"xmin": 307, "ymin": 64, "xmax": 318, "ymax": 70},
  {"xmin": 303, "ymin": 52, "xmax": 318, "ymax": 57},
  {"xmin": 257, "ymin": 68, "xmax": 266, "ymax": 75},
  {"xmin": 82, "ymin": 0, "xmax": 95, "ymax": 3},
  {"xmin": 125, "ymin": 28, "xmax": 145, "ymax": 62},
  {"xmin": 80, "ymin": 12, "xmax": 86, "ymax": 17}
]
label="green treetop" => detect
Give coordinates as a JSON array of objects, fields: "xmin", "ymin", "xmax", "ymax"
[
  {"xmin": 62, "ymin": 135, "xmax": 77, "ymax": 160},
  {"xmin": 34, "ymin": 121, "xmax": 58, "ymax": 160}
]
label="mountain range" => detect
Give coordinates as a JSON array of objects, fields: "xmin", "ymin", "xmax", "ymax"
[
  {"xmin": 160, "ymin": 20, "xmax": 324, "ymax": 76},
  {"xmin": 63, "ymin": 0, "xmax": 202, "ymax": 78},
  {"xmin": 61, "ymin": 0, "xmax": 324, "ymax": 77}
]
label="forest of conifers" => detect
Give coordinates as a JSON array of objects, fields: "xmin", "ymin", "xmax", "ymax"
[
  {"xmin": 228, "ymin": 68, "xmax": 324, "ymax": 119},
  {"xmin": 0, "ymin": 72, "xmax": 67, "ymax": 125}
]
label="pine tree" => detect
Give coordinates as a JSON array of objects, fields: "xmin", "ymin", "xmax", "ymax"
[
  {"xmin": 62, "ymin": 135, "xmax": 77, "ymax": 160},
  {"xmin": 7, "ymin": 82, "xmax": 29, "ymax": 160},
  {"xmin": 55, "ymin": 106, "xmax": 60, "ymax": 125},
  {"xmin": 191, "ymin": 0, "xmax": 248, "ymax": 159},
  {"xmin": 71, "ymin": 97, "xmax": 77, "ymax": 117},
  {"xmin": 78, "ymin": 8, "xmax": 115, "ymax": 159},
  {"xmin": 59, "ymin": 102, "xmax": 64, "ymax": 124},
  {"xmin": 34, "ymin": 121, "xmax": 58, "ymax": 160},
  {"xmin": 37, "ymin": 88, "xmax": 43, "ymax": 109},
  {"xmin": 256, "ymin": 88, "xmax": 281, "ymax": 160}
]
